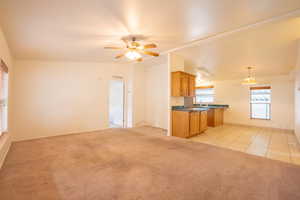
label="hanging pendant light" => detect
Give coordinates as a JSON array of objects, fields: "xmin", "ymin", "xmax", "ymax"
[{"xmin": 242, "ymin": 67, "xmax": 257, "ymax": 85}]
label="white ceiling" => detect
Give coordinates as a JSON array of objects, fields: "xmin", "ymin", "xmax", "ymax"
[
  {"xmin": 175, "ymin": 16, "xmax": 300, "ymax": 80},
  {"xmin": 1, "ymin": 0, "xmax": 300, "ymax": 62}
]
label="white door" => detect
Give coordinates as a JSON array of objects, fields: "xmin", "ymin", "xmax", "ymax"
[{"xmin": 109, "ymin": 78, "xmax": 124, "ymax": 128}]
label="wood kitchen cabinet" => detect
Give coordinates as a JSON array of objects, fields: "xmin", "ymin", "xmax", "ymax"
[
  {"xmin": 188, "ymin": 74, "xmax": 196, "ymax": 96},
  {"xmin": 200, "ymin": 111, "xmax": 208, "ymax": 132},
  {"xmin": 189, "ymin": 112, "xmax": 200, "ymax": 137},
  {"xmin": 172, "ymin": 110, "xmax": 208, "ymax": 138},
  {"xmin": 172, "ymin": 111, "xmax": 190, "ymax": 138},
  {"xmin": 171, "ymin": 71, "xmax": 196, "ymax": 97},
  {"xmin": 181, "ymin": 73, "xmax": 189, "ymax": 96},
  {"xmin": 207, "ymin": 108, "xmax": 224, "ymax": 127}
]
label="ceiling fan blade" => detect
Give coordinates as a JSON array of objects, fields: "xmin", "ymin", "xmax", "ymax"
[
  {"xmin": 142, "ymin": 51, "xmax": 159, "ymax": 57},
  {"xmin": 104, "ymin": 46, "xmax": 123, "ymax": 50},
  {"xmin": 143, "ymin": 43, "xmax": 157, "ymax": 49},
  {"xmin": 136, "ymin": 58, "xmax": 143, "ymax": 62},
  {"xmin": 115, "ymin": 54, "xmax": 124, "ymax": 59}
]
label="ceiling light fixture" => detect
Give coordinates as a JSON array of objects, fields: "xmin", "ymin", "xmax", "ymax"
[
  {"xmin": 242, "ymin": 67, "xmax": 257, "ymax": 85},
  {"xmin": 104, "ymin": 35, "xmax": 159, "ymax": 62},
  {"xmin": 125, "ymin": 50, "xmax": 142, "ymax": 60}
]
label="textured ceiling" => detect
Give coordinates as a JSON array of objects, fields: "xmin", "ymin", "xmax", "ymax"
[{"xmin": 1, "ymin": 0, "xmax": 300, "ymax": 62}]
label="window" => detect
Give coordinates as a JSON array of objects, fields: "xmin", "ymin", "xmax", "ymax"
[
  {"xmin": 0, "ymin": 60, "xmax": 8, "ymax": 136},
  {"xmin": 250, "ymin": 86, "xmax": 271, "ymax": 120},
  {"xmin": 195, "ymin": 86, "xmax": 214, "ymax": 103}
]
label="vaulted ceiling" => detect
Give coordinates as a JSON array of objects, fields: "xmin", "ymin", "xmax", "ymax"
[
  {"xmin": 175, "ymin": 16, "xmax": 300, "ymax": 80},
  {"xmin": 1, "ymin": 0, "xmax": 300, "ymax": 62}
]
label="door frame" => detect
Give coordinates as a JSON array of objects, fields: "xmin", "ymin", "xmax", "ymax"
[{"xmin": 109, "ymin": 76, "xmax": 125, "ymax": 128}]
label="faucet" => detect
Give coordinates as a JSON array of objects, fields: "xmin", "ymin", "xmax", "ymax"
[{"xmin": 200, "ymin": 103, "xmax": 209, "ymax": 107}]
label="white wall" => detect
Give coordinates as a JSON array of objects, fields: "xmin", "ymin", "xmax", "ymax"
[
  {"xmin": 295, "ymin": 43, "xmax": 300, "ymax": 141},
  {"xmin": 130, "ymin": 64, "xmax": 146, "ymax": 127},
  {"xmin": 129, "ymin": 55, "xmax": 170, "ymax": 130},
  {"xmin": 169, "ymin": 53, "xmax": 184, "ymax": 72},
  {"xmin": 0, "ymin": 26, "xmax": 13, "ymax": 168},
  {"xmin": 169, "ymin": 53, "xmax": 185, "ymax": 106},
  {"xmin": 144, "ymin": 62, "xmax": 169, "ymax": 129},
  {"xmin": 295, "ymin": 69, "xmax": 300, "ymax": 139},
  {"xmin": 11, "ymin": 60, "xmax": 138, "ymax": 141},
  {"xmin": 214, "ymin": 75, "xmax": 294, "ymax": 130}
]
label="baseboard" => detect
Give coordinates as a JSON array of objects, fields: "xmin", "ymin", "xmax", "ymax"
[
  {"xmin": 134, "ymin": 121, "xmax": 149, "ymax": 127},
  {"xmin": 0, "ymin": 133, "xmax": 11, "ymax": 169},
  {"xmin": 12, "ymin": 125, "xmax": 169, "ymax": 142},
  {"xmin": 12, "ymin": 128, "xmax": 108, "ymax": 142},
  {"xmin": 143, "ymin": 125, "xmax": 168, "ymax": 132},
  {"xmin": 224, "ymin": 123, "xmax": 294, "ymax": 133}
]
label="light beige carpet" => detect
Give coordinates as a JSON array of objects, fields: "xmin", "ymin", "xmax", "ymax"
[{"xmin": 0, "ymin": 128, "xmax": 300, "ymax": 200}]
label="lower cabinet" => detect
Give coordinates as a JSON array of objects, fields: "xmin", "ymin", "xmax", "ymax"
[
  {"xmin": 189, "ymin": 112, "xmax": 200, "ymax": 137},
  {"xmin": 207, "ymin": 108, "xmax": 224, "ymax": 127},
  {"xmin": 200, "ymin": 111, "xmax": 208, "ymax": 132},
  {"xmin": 172, "ymin": 111, "xmax": 190, "ymax": 138},
  {"xmin": 172, "ymin": 110, "xmax": 208, "ymax": 138}
]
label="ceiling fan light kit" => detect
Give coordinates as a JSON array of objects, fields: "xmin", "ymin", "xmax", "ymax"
[
  {"xmin": 242, "ymin": 66, "xmax": 257, "ymax": 85},
  {"xmin": 104, "ymin": 35, "xmax": 159, "ymax": 62},
  {"xmin": 125, "ymin": 51, "xmax": 142, "ymax": 60}
]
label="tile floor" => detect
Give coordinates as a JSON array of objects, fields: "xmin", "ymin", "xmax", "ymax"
[{"xmin": 190, "ymin": 124, "xmax": 300, "ymax": 165}]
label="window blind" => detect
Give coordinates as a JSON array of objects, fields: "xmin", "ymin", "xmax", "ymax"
[
  {"xmin": 250, "ymin": 86, "xmax": 271, "ymax": 120},
  {"xmin": 195, "ymin": 86, "xmax": 215, "ymax": 103}
]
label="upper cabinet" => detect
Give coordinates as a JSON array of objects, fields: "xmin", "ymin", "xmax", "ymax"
[
  {"xmin": 171, "ymin": 71, "xmax": 196, "ymax": 97},
  {"xmin": 188, "ymin": 74, "xmax": 196, "ymax": 96}
]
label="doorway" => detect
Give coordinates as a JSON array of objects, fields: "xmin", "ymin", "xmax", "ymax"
[{"xmin": 109, "ymin": 78, "xmax": 125, "ymax": 128}]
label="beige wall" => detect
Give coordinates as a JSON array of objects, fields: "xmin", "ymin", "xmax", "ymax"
[
  {"xmin": 11, "ymin": 60, "xmax": 140, "ymax": 141},
  {"xmin": 0, "ymin": 26, "xmax": 13, "ymax": 168},
  {"xmin": 214, "ymin": 75, "xmax": 294, "ymax": 130}
]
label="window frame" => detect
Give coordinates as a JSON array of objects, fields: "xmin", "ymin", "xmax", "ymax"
[
  {"xmin": 249, "ymin": 86, "xmax": 271, "ymax": 120},
  {"xmin": 195, "ymin": 86, "xmax": 215, "ymax": 104},
  {"xmin": 0, "ymin": 59, "xmax": 8, "ymax": 136}
]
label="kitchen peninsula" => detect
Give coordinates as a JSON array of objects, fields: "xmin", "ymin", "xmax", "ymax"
[{"xmin": 172, "ymin": 104, "xmax": 229, "ymax": 138}]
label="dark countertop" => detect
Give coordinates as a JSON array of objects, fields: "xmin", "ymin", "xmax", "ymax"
[
  {"xmin": 172, "ymin": 104, "xmax": 229, "ymax": 112},
  {"xmin": 172, "ymin": 107, "xmax": 210, "ymax": 112},
  {"xmin": 193, "ymin": 104, "xmax": 229, "ymax": 108}
]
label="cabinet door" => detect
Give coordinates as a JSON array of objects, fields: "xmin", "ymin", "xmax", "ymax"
[
  {"xmin": 189, "ymin": 112, "xmax": 200, "ymax": 137},
  {"xmin": 180, "ymin": 73, "xmax": 189, "ymax": 96},
  {"xmin": 214, "ymin": 108, "xmax": 224, "ymax": 126},
  {"xmin": 172, "ymin": 111, "xmax": 190, "ymax": 138},
  {"xmin": 207, "ymin": 109, "xmax": 215, "ymax": 127},
  {"xmin": 188, "ymin": 75, "xmax": 196, "ymax": 96},
  {"xmin": 171, "ymin": 72, "xmax": 181, "ymax": 96},
  {"xmin": 200, "ymin": 111, "xmax": 208, "ymax": 133}
]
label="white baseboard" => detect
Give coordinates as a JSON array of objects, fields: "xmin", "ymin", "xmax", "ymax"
[
  {"xmin": 134, "ymin": 121, "xmax": 149, "ymax": 127},
  {"xmin": 12, "ymin": 128, "xmax": 107, "ymax": 142},
  {"xmin": 0, "ymin": 134, "xmax": 11, "ymax": 169}
]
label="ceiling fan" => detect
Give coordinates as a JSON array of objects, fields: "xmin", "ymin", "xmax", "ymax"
[{"xmin": 104, "ymin": 35, "xmax": 159, "ymax": 62}]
